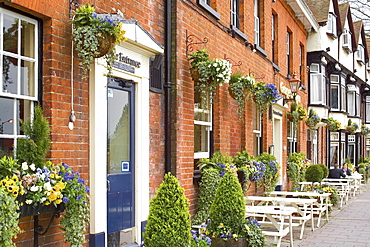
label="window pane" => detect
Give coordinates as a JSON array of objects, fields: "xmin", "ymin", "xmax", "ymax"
[
  {"xmin": 3, "ymin": 55, "xmax": 18, "ymax": 94},
  {"xmin": 21, "ymin": 20, "xmax": 35, "ymax": 58},
  {"xmin": 194, "ymin": 125, "xmax": 209, "ymax": 153},
  {"xmin": 0, "ymin": 138, "xmax": 14, "ymax": 157},
  {"xmin": 21, "ymin": 60, "xmax": 35, "ymax": 96},
  {"xmin": 330, "ymin": 145, "xmax": 338, "ymax": 167},
  {"xmin": 330, "ymin": 84, "xmax": 339, "ymax": 109},
  {"xmin": 3, "ymin": 14, "xmax": 18, "ymax": 54},
  {"xmin": 0, "ymin": 97, "xmax": 14, "ymax": 135},
  {"xmin": 17, "ymin": 99, "xmax": 32, "ymax": 135},
  {"xmin": 366, "ymin": 101, "xmax": 370, "ymax": 123},
  {"xmin": 348, "ymin": 92, "xmax": 355, "ymax": 115}
]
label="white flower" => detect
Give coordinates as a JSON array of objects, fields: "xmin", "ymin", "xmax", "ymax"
[
  {"xmin": 25, "ymin": 200, "xmax": 33, "ymax": 204},
  {"xmin": 22, "ymin": 162, "xmax": 28, "ymax": 170},
  {"xmin": 44, "ymin": 182, "xmax": 52, "ymax": 191},
  {"xmin": 40, "ymin": 174, "xmax": 46, "ymax": 180},
  {"xmin": 30, "ymin": 186, "xmax": 39, "ymax": 192},
  {"xmin": 29, "ymin": 163, "xmax": 36, "ymax": 171},
  {"xmin": 40, "ymin": 197, "xmax": 47, "ymax": 202}
]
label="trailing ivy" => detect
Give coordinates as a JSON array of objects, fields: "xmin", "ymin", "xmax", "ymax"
[{"xmin": 0, "ymin": 187, "xmax": 21, "ymax": 246}]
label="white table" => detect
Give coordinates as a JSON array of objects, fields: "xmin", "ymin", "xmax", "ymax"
[
  {"xmin": 268, "ymin": 191, "xmax": 331, "ymax": 227},
  {"xmin": 246, "ymin": 196, "xmax": 316, "ymax": 239},
  {"xmin": 246, "ymin": 205, "xmax": 296, "ymax": 247}
]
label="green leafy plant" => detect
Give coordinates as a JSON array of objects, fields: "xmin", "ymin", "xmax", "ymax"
[
  {"xmin": 188, "ymin": 49, "xmax": 231, "ymax": 107},
  {"xmin": 346, "ymin": 119, "xmax": 359, "ymax": 135},
  {"xmin": 144, "ymin": 173, "xmax": 191, "ymax": 247},
  {"xmin": 305, "ymin": 109, "xmax": 321, "ymax": 129},
  {"xmin": 287, "ymin": 161, "xmax": 300, "ymax": 189},
  {"xmin": 0, "ymin": 186, "xmax": 21, "ymax": 246},
  {"xmin": 256, "ymin": 153, "xmax": 280, "ymax": 194},
  {"xmin": 305, "ymin": 164, "xmax": 324, "ymax": 182},
  {"xmin": 192, "ymin": 168, "xmax": 221, "ymax": 225},
  {"xmin": 228, "ymin": 72, "xmax": 256, "ymax": 118},
  {"xmin": 71, "ymin": 3, "xmax": 127, "ymax": 76},
  {"xmin": 361, "ymin": 125, "xmax": 370, "ymax": 136},
  {"xmin": 316, "ymin": 164, "xmax": 329, "ymax": 179},
  {"xmin": 207, "ymin": 171, "xmax": 245, "ymax": 238},
  {"xmin": 287, "ymin": 153, "xmax": 310, "ymax": 188},
  {"xmin": 59, "ymin": 163, "xmax": 90, "ymax": 246},
  {"xmin": 252, "ymin": 81, "xmax": 280, "ymax": 113},
  {"xmin": 16, "ymin": 105, "xmax": 51, "ymax": 168},
  {"xmin": 324, "ymin": 117, "xmax": 341, "ymax": 132}
]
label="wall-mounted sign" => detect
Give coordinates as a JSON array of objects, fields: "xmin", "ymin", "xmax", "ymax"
[
  {"xmin": 113, "ymin": 53, "xmax": 141, "ymax": 74},
  {"xmin": 121, "ymin": 161, "xmax": 130, "ymax": 172}
]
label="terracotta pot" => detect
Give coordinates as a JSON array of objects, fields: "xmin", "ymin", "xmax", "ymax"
[
  {"xmin": 95, "ymin": 34, "xmax": 116, "ymax": 58},
  {"xmin": 211, "ymin": 238, "xmax": 249, "ymax": 247}
]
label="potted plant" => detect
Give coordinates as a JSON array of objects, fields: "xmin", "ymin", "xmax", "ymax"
[
  {"xmin": 305, "ymin": 109, "xmax": 321, "ymax": 129},
  {"xmin": 228, "ymin": 72, "xmax": 256, "ymax": 118},
  {"xmin": 256, "ymin": 153, "xmax": 280, "ymax": 194},
  {"xmin": 361, "ymin": 125, "xmax": 370, "ymax": 136},
  {"xmin": 71, "ymin": 4, "xmax": 127, "ymax": 76},
  {"xmin": 324, "ymin": 117, "xmax": 341, "ymax": 132},
  {"xmin": 188, "ymin": 49, "xmax": 232, "ymax": 107},
  {"xmin": 252, "ymin": 81, "xmax": 280, "ymax": 113},
  {"xmin": 143, "ymin": 173, "xmax": 192, "ymax": 247},
  {"xmin": 346, "ymin": 120, "xmax": 359, "ymax": 135}
]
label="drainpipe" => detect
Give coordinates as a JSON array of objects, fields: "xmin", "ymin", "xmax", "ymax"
[{"xmin": 164, "ymin": 0, "xmax": 172, "ymax": 174}]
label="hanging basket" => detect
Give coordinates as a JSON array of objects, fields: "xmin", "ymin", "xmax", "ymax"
[
  {"xmin": 95, "ymin": 34, "xmax": 116, "ymax": 58},
  {"xmin": 190, "ymin": 67, "xmax": 201, "ymax": 83}
]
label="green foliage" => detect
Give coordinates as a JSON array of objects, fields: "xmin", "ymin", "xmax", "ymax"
[
  {"xmin": 256, "ymin": 153, "xmax": 280, "ymax": 193},
  {"xmin": 346, "ymin": 119, "xmax": 359, "ymax": 135},
  {"xmin": 317, "ymin": 164, "xmax": 329, "ymax": 178},
  {"xmin": 252, "ymin": 81, "xmax": 280, "ymax": 113},
  {"xmin": 197, "ymin": 151, "xmax": 233, "ymax": 170},
  {"xmin": 325, "ymin": 117, "xmax": 341, "ymax": 132},
  {"xmin": 207, "ymin": 172, "xmax": 245, "ymax": 237},
  {"xmin": 16, "ymin": 105, "xmax": 51, "ymax": 168},
  {"xmin": 59, "ymin": 163, "xmax": 90, "ymax": 247},
  {"xmin": 233, "ymin": 150, "xmax": 253, "ymax": 168},
  {"xmin": 242, "ymin": 218, "xmax": 266, "ymax": 247},
  {"xmin": 71, "ymin": 4, "xmax": 127, "ymax": 76},
  {"xmin": 305, "ymin": 165, "xmax": 324, "ymax": 182},
  {"xmin": 287, "ymin": 162, "xmax": 301, "ymax": 189},
  {"xmin": 361, "ymin": 125, "xmax": 370, "ymax": 136},
  {"xmin": 144, "ymin": 173, "xmax": 191, "ymax": 247},
  {"xmin": 0, "ymin": 156, "xmax": 19, "ymax": 178},
  {"xmin": 305, "ymin": 109, "xmax": 321, "ymax": 129},
  {"xmin": 0, "ymin": 187, "xmax": 21, "ymax": 246},
  {"xmin": 193, "ymin": 168, "xmax": 221, "ymax": 225}
]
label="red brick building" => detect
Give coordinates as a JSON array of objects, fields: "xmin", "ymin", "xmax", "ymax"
[{"xmin": 0, "ymin": 0, "xmax": 320, "ymax": 246}]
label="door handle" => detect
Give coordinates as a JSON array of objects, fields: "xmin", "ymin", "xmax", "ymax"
[{"xmin": 107, "ymin": 180, "xmax": 111, "ymax": 191}]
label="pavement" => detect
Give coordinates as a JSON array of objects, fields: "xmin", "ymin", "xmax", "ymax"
[{"xmin": 266, "ymin": 183, "xmax": 370, "ymax": 247}]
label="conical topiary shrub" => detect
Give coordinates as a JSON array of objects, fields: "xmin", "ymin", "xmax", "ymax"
[
  {"xmin": 207, "ymin": 171, "xmax": 245, "ymax": 238},
  {"xmin": 144, "ymin": 173, "xmax": 191, "ymax": 247}
]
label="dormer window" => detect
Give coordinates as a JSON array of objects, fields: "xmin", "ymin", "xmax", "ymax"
[
  {"xmin": 342, "ymin": 29, "xmax": 352, "ymax": 52},
  {"xmin": 327, "ymin": 12, "xmax": 337, "ymax": 37},
  {"xmin": 356, "ymin": 45, "xmax": 365, "ymax": 63}
]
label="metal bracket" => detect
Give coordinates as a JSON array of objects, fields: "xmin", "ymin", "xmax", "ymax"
[
  {"xmin": 33, "ymin": 210, "xmax": 63, "ymax": 247},
  {"xmin": 186, "ymin": 30, "xmax": 209, "ymax": 56},
  {"xmin": 223, "ymin": 55, "xmax": 242, "ymax": 68},
  {"xmin": 248, "ymin": 69, "xmax": 265, "ymax": 80},
  {"xmin": 69, "ymin": 0, "xmax": 80, "ymax": 14}
]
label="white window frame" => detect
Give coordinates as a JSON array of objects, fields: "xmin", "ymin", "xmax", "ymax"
[
  {"xmin": 327, "ymin": 12, "xmax": 337, "ymax": 37},
  {"xmin": 254, "ymin": 0, "xmax": 260, "ymax": 46},
  {"xmin": 366, "ymin": 96, "xmax": 370, "ymax": 123},
  {"xmin": 347, "ymin": 84, "xmax": 359, "ymax": 116},
  {"xmin": 194, "ymin": 104, "xmax": 212, "ymax": 159},
  {"xmin": 330, "ymin": 74, "xmax": 340, "ymax": 110},
  {"xmin": 342, "ymin": 29, "xmax": 352, "ymax": 52},
  {"xmin": 0, "ymin": 8, "xmax": 39, "ymax": 157},
  {"xmin": 340, "ymin": 75, "xmax": 346, "ymax": 112},
  {"xmin": 356, "ymin": 45, "xmax": 365, "ymax": 63},
  {"xmin": 231, "ymin": 0, "xmax": 240, "ymax": 29},
  {"xmin": 309, "ymin": 63, "xmax": 326, "ymax": 105}
]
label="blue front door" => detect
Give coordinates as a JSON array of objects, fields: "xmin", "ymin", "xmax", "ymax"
[{"xmin": 107, "ymin": 78, "xmax": 135, "ymax": 234}]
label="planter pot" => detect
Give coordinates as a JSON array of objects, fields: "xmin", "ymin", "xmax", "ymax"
[
  {"xmin": 211, "ymin": 238, "xmax": 249, "ymax": 247},
  {"xmin": 95, "ymin": 34, "xmax": 116, "ymax": 58},
  {"xmin": 19, "ymin": 203, "xmax": 64, "ymax": 218},
  {"xmin": 190, "ymin": 67, "xmax": 201, "ymax": 83}
]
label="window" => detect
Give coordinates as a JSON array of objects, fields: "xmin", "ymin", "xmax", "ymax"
[
  {"xmin": 366, "ymin": 96, "xmax": 370, "ymax": 123},
  {"xmin": 286, "ymin": 31, "xmax": 292, "ymax": 76},
  {"xmin": 356, "ymin": 45, "xmax": 365, "ymax": 63},
  {"xmin": 231, "ymin": 0, "xmax": 240, "ymax": 29},
  {"xmin": 329, "ymin": 132, "xmax": 339, "ymax": 167},
  {"xmin": 194, "ymin": 91, "xmax": 212, "ymax": 159},
  {"xmin": 347, "ymin": 135, "xmax": 356, "ymax": 164},
  {"xmin": 342, "ymin": 29, "xmax": 352, "ymax": 52},
  {"xmin": 330, "ymin": 74, "xmax": 346, "ymax": 111},
  {"xmin": 272, "ymin": 13, "xmax": 278, "ymax": 65},
  {"xmin": 307, "ymin": 129, "xmax": 318, "ymax": 164},
  {"xmin": 309, "ymin": 63, "xmax": 326, "ymax": 105},
  {"xmin": 366, "ymin": 138, "xmax": 370, "ymax": 158},
  {"xmin": 327, "ymin": 12, "xmax": 337, "ymax": 37},
  {"xmin": 347, "ymin": 84, "xmax": 360, "ymax": 116},
  {"xmin": 198, "ymin": 0, "xmax": 220, "ymax": 19},
  {"xmin": 0, "ymin": 9, "xmax": 39, "ymax": 157},
  {"xmin": 253, "ymin": 106, "xmax": 262, "ymax": 156},
  {"xmin": 287, "ymin": 122, "xmax": 297, "ymax": 155},
  {"xmin": 254, "ymin": 0, "xmax": 260, "ymax": 46},
  {"xmin": 299, "ymin": 44, "xmax": 304, "ymax": 84}
]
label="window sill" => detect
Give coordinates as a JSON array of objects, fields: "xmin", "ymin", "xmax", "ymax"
[
  {"xmin": 198, "ymin": 1, "xmax": 220, "ymax": 20},
  {"xmin": 255, "ymin": 45, "xmax": 268, "ymax": 57},
  {"xmin": 326, "ymin": 32, "xmax": 338, "ymax": 39},
  {"xmin": 230, "ymin": 26, "xmax": 248, "ymax": 41},
  {"xmin": 272, "ymin": 63, "xmax": 280, "ymax": 72}
]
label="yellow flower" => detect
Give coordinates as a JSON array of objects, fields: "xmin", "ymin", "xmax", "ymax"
[
  {"xmin": 48, "ymin": 192, "xmax": 58, "ymax": 201},
  {"xmin": 56, "ymin": 181, "xmax": 66, "ymax": 190},
  {"xmin": 45, "ymin": 201, "xmax": 50, "ymax": 205},
  {"xmin": 7, "ymin": 186, "xmax": 14, "ymax": 192},
  {"xmin": 12, "ymin": 190, "xmax": 18, "ymax": 197},
  {"xmin": 50, "ymin": 174, "xmax": 55, "ymax": 179},
  {"xmin": 55, "ymin": 199, "xmax": 62, "ymax": 204},
  {"xmin": 12, "ymin": 175, "xmax": 19, "ymax": 182}
]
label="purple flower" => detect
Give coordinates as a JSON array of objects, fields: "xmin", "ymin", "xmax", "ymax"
[
  {"xmin": 77, "ymin": 195, "xmax": 82, "ymax": 201},
  {"xmin": 62, "ymin": 197, "xmax": 69, "ymax": 203}
]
